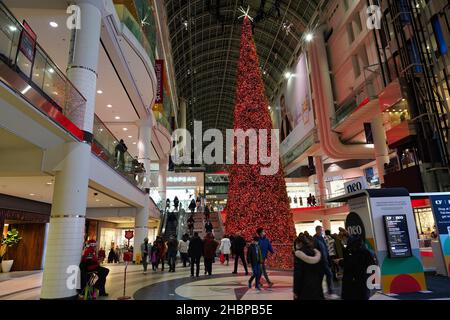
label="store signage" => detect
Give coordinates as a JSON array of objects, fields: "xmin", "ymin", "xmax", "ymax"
[
  {"xmin": 344, "ymin": 177, "xmax": 368, "ymax": 195},
  {"xmin": 18, "ymin": 20, "xmax": 37, "ymax": 63},
  {"xmin": 124, "ymin": 230, "xmax": 134, "ymax": 240},
  {"xmin": 383, "ymin": 215, "xmax": 412, "ymax": 258},
  {"xmin": 154, "ymin": 59, "xmax": 164, "ymax": 105},
  {"xmin": 167, "ymin": 176, "xmax": 197, "ymax": 183},
  {"xmin": 345, "ymin": 211, "xmax": 366, "ymax": 240}
]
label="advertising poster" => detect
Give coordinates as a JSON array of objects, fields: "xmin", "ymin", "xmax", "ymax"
[
  {"xmin": 18, "ymin": 20, "xmax": 37, "ymax": 63},
  {"xmin": 369, "ymin": 196, "xmax": 426, "ymax": 293},
  {"xmin": 383, "ymin": 215, "xmax": 412, "ymax": 258},
  {"xmin": 430, "ymin": 195, "xmax": 450, "ymax": 276},
  {"xmin": 273, "ymin": 54, "xmax": 314, "ymax": 155}
]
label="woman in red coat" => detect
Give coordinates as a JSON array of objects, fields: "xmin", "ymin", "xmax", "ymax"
[{"xmin": 203, "ymin": 233, "xmax": 219, "ymax": 276}]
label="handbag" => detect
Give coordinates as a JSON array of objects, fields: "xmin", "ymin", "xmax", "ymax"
[{"xmin": 219, "ymin": 253, "xmax": 225, "ymax": 264}]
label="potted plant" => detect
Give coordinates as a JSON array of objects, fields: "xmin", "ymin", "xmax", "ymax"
[{"xmin": 0, "ymin": 228, "xmax": 22, "ymax": 273}]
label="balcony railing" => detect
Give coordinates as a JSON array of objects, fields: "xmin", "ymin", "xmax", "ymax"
[
  {"xmin": 0, "ymin": 2, "xmax": 154, "ymax": 192},
  {"xmin": 0, "ymin": 2, "xmax": 86, "ymax": 133},
  {"xmin": 92, "ymin": 115, "xmax": 149, "ymax": 188},
  {"xmin": 114, "ymin": 2, "xmax": 156, "ymax": 65}
]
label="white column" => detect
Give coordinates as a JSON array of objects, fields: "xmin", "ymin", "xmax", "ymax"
[
  {"xmin": 158, "ymin": 157, "xmax": 168, "ymax": 204},
  {"xmin": 137, "ymin": 118, "xmax": 153, "ymax": 191},
  {"xmin": 315, "ymin": 156, "xmax": 327, "ymax": 205},
  {"xmin": 134, "ymin": 196, "xmax": 150, "ymax": 262},
  {"xmin": 66, "ymin": 2, "xmax": 101, "ymax": 132},
  {"xmin": 41, "ymin": 142, "xmax": 91, "ymax": 299},
  {"xmin": 41, "ymin": 2, "xmax": 101, "ymax": 299},
  {"xmin": 134, "ymin": 117, "xmax": 152, "ymax": 261},
  {"xmin": 371, "ymin": 112, "xmax": 390, "ymax": 184}
]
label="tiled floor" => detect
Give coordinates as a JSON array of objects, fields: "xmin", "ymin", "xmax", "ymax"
[{"xmin": 1, "ymin": 262, "xmax": 448, "ymax": 300}]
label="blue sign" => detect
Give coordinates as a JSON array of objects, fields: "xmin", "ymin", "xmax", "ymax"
[{"xmin": 430, "ymin": 195, "xmax": 450, "ymax": 236}]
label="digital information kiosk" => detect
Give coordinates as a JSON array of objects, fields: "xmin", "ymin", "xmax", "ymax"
[{"xmin": 328, "ymin": 187, "xmax": 427, "ymax": 294}]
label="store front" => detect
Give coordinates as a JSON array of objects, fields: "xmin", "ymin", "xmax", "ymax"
[
  {"xmin": 0, "ymin": 194, "xmax": 50, "ymax": 271},
  {"xmin": 165, "ymin": 172, "xmax": 205, "ymax": 211},
  {"xmin": 95, "ymin": 219, "xmax": 159, "ymax": 262}
]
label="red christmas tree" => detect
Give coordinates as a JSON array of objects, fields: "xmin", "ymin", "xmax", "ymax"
[{"xmin": 225, "ymin": 17, "xmax": 296, "ymax": 269}]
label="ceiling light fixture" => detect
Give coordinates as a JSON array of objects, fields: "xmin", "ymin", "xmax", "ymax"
[
  {"xmin": 48, "ymin": 68, "xmax": 55, "ymax": 74},
  {"xmin": 128, "ymin": 135, "xmax": 132, "ymax": 138},
  {"xmin": 9, "ymin": 25, "xmax": 17, "ymax": 32},
  {"xmin": 115, "ymin": 116, "xmax": 120, "ymax": 120},
  {"xmin": 97, "ymin": 90, "xmax": 103, "ymax": 94},
  {"xmin": 284, "ymin": 72, "xmax": 292, "ymax": 79},
  {"xmin": 46, "ymin": 182, "xmax": 53, "ymax": 185},
  {"xmin": 29, "ymin": 193, "xmax": 35, "ymax": 196},
  {"xmin": 123, "ymin": 128, "xmax": 128, "ymax": 131},
  {"xmin": 107, "ymin": 104, "xmax": 112, "ymax": 108},
  {"xmin": 49, "ymin": 21, "xmax": 58, "ymax": 28},
  {"xmin": 305, "ymin": 32, "xmax": 314, "ymax": 42},
  {"xmin": 133, "ymin": 142, "xmax": 137, "ymax": 145}
]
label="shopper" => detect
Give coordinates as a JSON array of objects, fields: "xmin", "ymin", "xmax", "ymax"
[
  {"xmin": 196, "ymin": 196, "xmax": 201, "ymax": 212},
  {"xmin": 114, "ymin": 139, "xmax": 128, "ymax": 171},
  {"xmin": 174, "ymin": 196, "xmax": 180, "ymax": 211},
  {"xmin": 150, "ymin": 242, "xmax": 159, "ymax": 271},
  {"xmin": 256, "ymin": 227, "xmax": 274, "ymax": 288},
  {"xmin": 204, "ymin": 204, "xmax": 211, "ymax": 220},
  {"xmin": 140, "ymin": 237, "xmax": 151, "ymax": 274},
  {"xmin": 307, "ymin": 194, "xmax": 312, "ymax": 207},
  {"xmin": 232, "ymin": 232, "xmax": 249, "ymax": 275},
  {"xmin": 107, "ymin": 247, "xmax": 116, "ymax": 263},
  {"xmin": 188, "ymin": 199, "xmax": 196, "ymax": 214},
  {"xmin": 219, "ymin": 235, "xmax": 232, "ymax": 266},
  {"xmin": 312, "ymin": 195, "xmax": 317, "ymax": 206},
  {"xmin": 187, "ymin": 215, "xmax": 195, "ymax": 236},
  {"xmin": 247, "ymin": 236, "xmax": 263, "ymax": 291},
  {"xmin": 80, "ymin": 240, "xmax": 109, "ymax": 297},
  {"xmin": 293, "ymin": 235, "xmax": 323, "ymax": 300},
  {"xmin": 188, "ymin": 232, "xmax": 203, "ymax": 277},
  {"xmin": 205, "ymin": 219, "xmax": 214, "ymax": 234},
  {"xmin": 98, "ymin": 247, "xmax": 106, "ymax": 264},
  {"xmin": 340, "ymin": 235, "xmax": 376, "ymax": 300},
  {"xmin": 155, "ymin": 236, "xmax": 167, "ymax": 271},
  {"xmin": 324, "ymin": 230, "xmax": 339, "ymax": 278},
  {"xmin": 179, "ymin": 234, "xmax": 190, "ymax": 267},
  {"xmin": 313, "ymin": 225, "xmax": 335, "ymax": 298},
  {"xmin": 167, "ymin": 235, "xmax": 179, "ymax": 272},
  {"xmin": 203, "ymin": 232, "xmax": 219, "ymax": 276}
]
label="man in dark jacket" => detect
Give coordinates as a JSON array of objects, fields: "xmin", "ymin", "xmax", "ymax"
[
  {"xmin": 313, "ymin": 225, "xmax": 335, "ymax": 297},
  {"xmin": 247, "ymin": 236, "xmax": 263, "ymax": 290},
  {"xmin": 257, "ymin": 228, "xmax": 274, "ymax": 288},
  {"xmin": 188, "ymin": 232, "xmax": 203, "ymax": 277},
  {"xmin": 340, "ymin": 235, "xmax": 376, "ymax": 300},
  {"xmin": 232, "ymin": 232, "xmax": 249, "ymax": 275},
  {"xmin": 167, "ymin": 235, "xmax": 179, "ymax": 272},
  {"xmin": 205, "ymin": 219, "xmax": 214, "ymax": 234}
]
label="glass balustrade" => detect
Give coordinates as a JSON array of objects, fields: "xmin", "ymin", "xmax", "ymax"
[
  {"xmin": 114, "ymin": 2, "xmax": 156, "ymax": 65},
  {"xmin": 0, "ymin": 2, "xmax": 86, "ymax": 130},
  {"xmin": 0, "ymin": 2, "xmax": 154, "ymax": 191}
]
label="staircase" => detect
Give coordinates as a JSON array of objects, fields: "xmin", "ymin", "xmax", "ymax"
[{"xmin": 191, "ymin": 211, "xmax": 224, "ymax": 240}]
